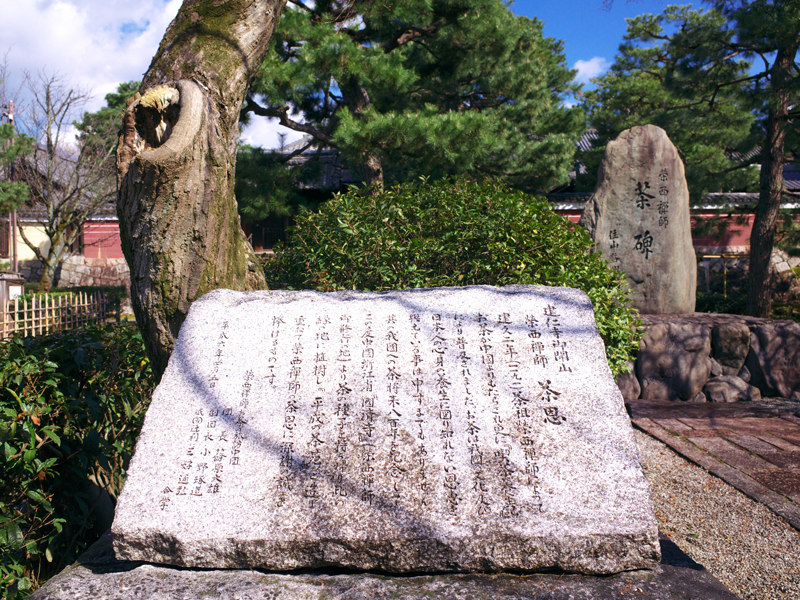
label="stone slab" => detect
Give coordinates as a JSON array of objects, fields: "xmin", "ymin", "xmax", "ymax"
[
  {"xmin": 579, "ymin": 125, "xmax": 696, "ymax": 314},
  {"xmin": 112, "ymin": 286, "xmax": 660, "ymax": 574},
  {"xmin": 724, "ymin": 434, "xmax": 784, "ymax": 455},
  {"xmin": 630, "ymin": 417, "xmax": 800, "ymax": 531},
  {"xmin": 30, "ymin": 533, "xmax": 740, "ymax": 600},
  {"xmin": 687, "ymin": 437, "xmax": 778, "ymax": 473}
]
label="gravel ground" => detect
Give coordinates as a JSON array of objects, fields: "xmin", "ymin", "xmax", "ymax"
[{"xmin": 635, "ymin": 428, "xmax": 800, "ymax": 600}]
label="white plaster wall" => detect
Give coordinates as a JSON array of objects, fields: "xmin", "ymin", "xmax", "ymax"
[{"xmin": 15, "ymin": 224, "xmax": 50, "ymax": 261}]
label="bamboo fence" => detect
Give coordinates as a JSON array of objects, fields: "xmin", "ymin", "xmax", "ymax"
[{"xmin": 1, "ymin": 292, "xmax": 108, "ymax": 339}]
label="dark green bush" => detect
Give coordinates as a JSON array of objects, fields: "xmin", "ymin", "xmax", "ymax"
[
  {"xmin": 695, "ymin": 291, "xmax": 747, "ymax": 316},
  {"xmin": 266, "ymin": 178, "xmax": 641, "ymax": 375},
  {"xmin": 0, "ymin": 324, "xmax": 153, "ymax": 598}
]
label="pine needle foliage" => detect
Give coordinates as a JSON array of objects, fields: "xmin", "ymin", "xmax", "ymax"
[
  {"xmin": 581, "ymin": 5, "xmax": 761, "ymax": 201},
  {"xmin": 266, "ymin": 178, "xmax": 641, "ymax": 375},
  {"xmin": 248, "ymin": 0, "xmax": 584, "ymax": 192}
]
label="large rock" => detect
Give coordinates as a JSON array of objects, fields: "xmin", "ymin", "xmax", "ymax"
[
  {"xmin": 637, "ymin": 322, "xmax": 712, "ymax": 401},
  {"xmin": 616, "ymin": 360, "xmax": 641, "ymax": 400},
  {"xmin": 745, "ymin": 322, "xmax": 800, "ymax": 398},
  {"xmin": 703, "ymin": 376, "xmax": 761, "ymax": 403},
  {"xmin": 580, "ymin": 125, "xmax": 696, "ymax": 314},
  {"xmin": 112, "ymin": 286, "xmax": 660, "ymax": 575},
  {"xmin": 712, "ymin": 323, "xmax": 751, "ymax": 376}
]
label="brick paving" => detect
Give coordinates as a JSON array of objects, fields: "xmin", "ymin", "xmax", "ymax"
[{"xmin": 629, "ymin": 400, "xmax": 800, "ymax": 530}]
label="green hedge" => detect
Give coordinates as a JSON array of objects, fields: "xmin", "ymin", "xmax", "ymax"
[
  {"xmin": 266, "ymin": 178, "xmax": 641, "ymax": 376},
  {"xmin": 0, "ymin": 325, "xmax": 153, "ymax": 598},
  {"xmin": 17, "ymin": 286, "xmax": 127, "ymax": 311}
]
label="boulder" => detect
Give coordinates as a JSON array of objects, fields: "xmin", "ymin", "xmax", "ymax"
[
  {"xmin": 702, "ymin": 376, "xmax": 761, "ymax": 403},
  {"xmin": 738, "ymin": 365, "xmax": 751, "ymax": 383},
  {"xmin": 579, "ymin": 125, "xmax": 696, "ymax": 314},
  {"xmin": 616, "ymin": 360, "xmax": 641, "ymax": 400},
  {"xmin": 709, "ymin": 358, "xmax": 723, "ymax": 378},
  {"xmin": 712, "ymin": 322, "xmax": 751, "ymax": 376},
  {"xmin": 637, "ymin": 322, "xmax": 712, "ymax": 401},
  {"xmin": 745, "ymin": 322, "xmax": 800, "ymax": 398}
]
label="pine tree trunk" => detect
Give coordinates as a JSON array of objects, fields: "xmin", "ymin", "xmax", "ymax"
[
  {"xmin": 746, "ymin": 44, "xmax": 798, "ymax": 317},
  {"xmin": 340, "ymin": 76, "xmax": 383, "ymax": 187},
  {"xmin": 116, "ymin": 0, "xmax": 285, "ymax": 380}
]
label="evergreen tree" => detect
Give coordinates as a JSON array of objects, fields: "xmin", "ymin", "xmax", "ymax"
[
  {"xmin": 0, "ymin": 122, "xmax": 32, "ymax": 213},
  {"xmin": 244, "ymin": 0, "xmax": 583, "ymax": 196},
  {"xmin": 235, "ymin": 144, "xmax": 321, "ymax": 222},
  {"xmin": 587, "ymin": 1, "xmax": 800, "ymax": 318},
  {"xmin": 75, "ymin": 81, "xmax": 139, "ymax": 156},
  {"xmin": 581, "ymin": 5, "xmax": 761, "ymax": 202}
]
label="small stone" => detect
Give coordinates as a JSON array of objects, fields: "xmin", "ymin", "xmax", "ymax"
[
  {"xmin": 691, "ymin": 392, "xmax": 707, "ymax": 403},
  {"xmin": 703, "ymin": 376, "xmax": 758, "ymax": 403},
  {"xmin": 709, "ymin": 358, "xmax": 723, "ymax": 377},
  {"xmin": 738, "ymin": 365, "xmax": 751, "ymax": 383},
  {"xmin": 615, "ymin": 360, "xmax": 641, "ymax": 400}
]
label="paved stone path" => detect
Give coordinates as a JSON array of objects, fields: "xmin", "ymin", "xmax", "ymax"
[{"xmin": 629, "ymin": 400, "xmax": 800, "ymax": 531}]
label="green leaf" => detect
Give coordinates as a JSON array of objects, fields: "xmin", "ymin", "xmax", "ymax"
[
  {"xmin": 43, "ymin": 428, "xmax": 61, "ymax": 445},
  {"xmin": 5, "ymin": 521, "xmax": 23, "ymax": 549},
  {"xmin": 26, "ymin": 489, "xmax": 46, "ymax": 503},
  {"xmin": 3, "ymin": 442, "xmax": 17, "ymax": 459}
]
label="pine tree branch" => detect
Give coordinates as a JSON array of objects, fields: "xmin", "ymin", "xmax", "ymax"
[
  {"xmin": 287, "ymin": 0, "xmax": 312, "ymax": 12},
  {"xmin": 707, "ymin": 155, "xmax": 763, "ymax": 175},
  {"xmin": 382, "ymin": 25, "xmax": 440, "ymax": 53},
  {"xmin": 278, "ymin": 139, "xmax": 316, "ymax": 162},
  {"xmin": 244, "ymin": 96, "xmax": 334, "ymax": 145}
]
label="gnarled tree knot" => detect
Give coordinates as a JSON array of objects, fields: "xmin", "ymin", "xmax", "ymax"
[{"xmin": 134, "ymin": 85, "xmax": 180, "ymax": 152}]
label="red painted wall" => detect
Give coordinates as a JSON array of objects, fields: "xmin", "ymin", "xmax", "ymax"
[
  {"xmin": 82, "ymin": 221, "xmax": 124, "ymax": 259},
  {"xmin": 691, "ymin": 212, "xmax": 754, "ymax": 249}
]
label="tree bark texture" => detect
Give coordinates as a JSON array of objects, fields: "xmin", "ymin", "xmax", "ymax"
[
  {"xmin": 116, "ymin": 0, "xmax": 285, "ymax": 380},
  {"xmin": 340, "ymin": 76, "xmax": 383, "ymax": 187},
  {"xmin": 746, "ymin": 43, "xmax": 799, "ymax": 318}
]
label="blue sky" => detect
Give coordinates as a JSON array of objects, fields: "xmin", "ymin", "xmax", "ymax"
[
  {"xmin": 513, "ymin": 0, "xmax": 674, "ymax": 87},
  {"xmin": 0, "ymin": 0, "xmax": 686, "ymax": 149}
]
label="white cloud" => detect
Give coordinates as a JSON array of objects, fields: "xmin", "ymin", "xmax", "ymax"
[
  {"xmin": 1, "ymin": 1, "xmax": 302, "ymax": 149},
  {"xmin": 239, "ymin": 116, "xmax": 306, "ymax": 150},
  {"xmin": 1, "ymin": 0, "xmax": 182, "ymax": 115},
  {"xmin": 573, "ymin": 56, "xmax": 610, "ymax": 85}
]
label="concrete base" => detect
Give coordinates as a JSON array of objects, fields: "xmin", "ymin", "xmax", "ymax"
[{"xmin": 30, "ymin": 533, "xmax": 739, "ymax": 600}]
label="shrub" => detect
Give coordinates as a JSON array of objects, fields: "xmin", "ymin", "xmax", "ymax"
[
  {"xmin": 0, "ymin": 324, "xmax": 153, "ymax": 598},
  {"xmin": 17, "ymin": 286, "xmax": 128, "ymax": 318},
  {"xmin": 266, "ymin": 178, "xmax": 641, "ymax": 375}
]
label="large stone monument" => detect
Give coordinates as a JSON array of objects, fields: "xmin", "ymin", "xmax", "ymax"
[
  {"xmin": 580, "ymin": 125, "xmax": 696, "ymax": 314},
  {"xmin": 111, "ymin": 286, "xmax": 660, "ymax": 575}
]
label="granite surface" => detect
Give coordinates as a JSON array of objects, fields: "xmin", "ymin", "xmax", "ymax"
[
  {"xmin": 112, "ymin": 286, "xmax": 660, "ymax": 574},
  {"xmin": 30, "ymin": 533, "xmax": 739, "ymax": 600},
  {"xmin": 579, "ymin": 125, "xmax": 697, "ymax": 314}
]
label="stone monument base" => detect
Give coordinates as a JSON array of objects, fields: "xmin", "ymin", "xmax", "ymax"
[{"xmin": 30, "ymin": 533, "xmax": 739, "ymax": 600}]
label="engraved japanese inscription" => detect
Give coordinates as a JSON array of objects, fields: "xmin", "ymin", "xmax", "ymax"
[{"xmin": 112, "ymin": 286, "xmax": 660, "ymax": 575}]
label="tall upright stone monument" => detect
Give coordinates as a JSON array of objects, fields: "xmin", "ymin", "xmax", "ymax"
[
  {"xmin": 580, "ymin": 125, "xmax": 696, "ymax": 314},
  {"xmin": 112, "ymin": 286, "xmax": 660, "ymax": 576}
]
